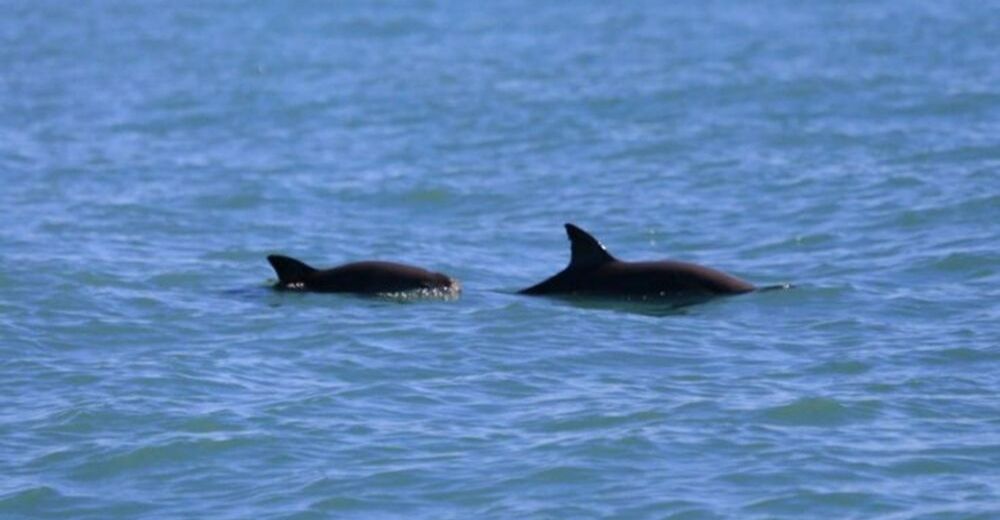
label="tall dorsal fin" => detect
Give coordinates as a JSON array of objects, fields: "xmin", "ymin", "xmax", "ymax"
[
  {"xmin": 565, "ymin": 223, "xmax": 616, "ymax": 269},
  {"xmin": 267, "ymin": 254, "xmax": 318, "ymax": 284}
]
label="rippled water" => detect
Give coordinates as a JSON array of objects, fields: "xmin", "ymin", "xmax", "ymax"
[{"xmin": 2, "ymin": 1, "xmax": 998, "ymax": 518}]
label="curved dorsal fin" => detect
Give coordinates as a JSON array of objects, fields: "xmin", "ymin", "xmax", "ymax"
[
  {"xmin": 565, "ymin": 223, "xmax": 616, "ymax": 269},
  {"xmin": 267, "ymin": 254, "xmax": 317, "ymax": 284}
]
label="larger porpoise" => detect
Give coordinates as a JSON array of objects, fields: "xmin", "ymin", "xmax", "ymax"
[{"xmin": 519, "ymin": 223, "xmax": 757, "ymax": 299}]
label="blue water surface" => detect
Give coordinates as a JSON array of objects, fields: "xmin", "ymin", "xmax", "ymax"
[{"xmin": 1, "ymin": 1, "xmax": 998, "ymax": 518}]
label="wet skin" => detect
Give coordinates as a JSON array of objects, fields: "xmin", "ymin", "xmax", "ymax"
[
  {"xmin": 519, "ymin": 224, "xmax": 755, "ymax": 298},
  {"xmin": 267, "ymin": 255, "xmax": 459, "ymax": 294}
]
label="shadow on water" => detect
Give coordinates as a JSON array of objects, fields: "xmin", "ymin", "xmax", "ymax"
[
  {"xmin": 499, "ymin": 284, "xmax": 797, "ymax": 317},
  {"xmin": 226, "ymin": 283, "xmax": 797, "ymax": 313},
  {"xmin": 221, "ymin": 281, "xmax": 459, "ymax": 307},
  {"xmin": 558, "ymin": 296, "xmax": 701, "ymax": 317},
  {"xmin": 487, "ymin": 290, "xmax": 712, "ymax": 317}
]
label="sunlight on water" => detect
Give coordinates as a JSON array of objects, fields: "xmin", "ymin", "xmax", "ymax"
[{"xmin": 1, "ymin": 1, "xmax": 998, "ymax": 518}]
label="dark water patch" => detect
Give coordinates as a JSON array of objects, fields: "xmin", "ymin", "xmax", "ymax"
[
  {"xmin": 397, "ymin": 186, "xmax": 456, "ymax": 205},
  {"xmin": 38, "ymin": 406, "xmax": 139, "ymax": 437},
  {"xmin": 71, "ymin": 437, "xmax": 259, "ymax": 482},
  {"xmin": 929, "ymin": 252, "xmax": 998, "ymax": 278},
  {"xmin": 890, "ymin": 194, "xmax": 999, "ymax": 228},
  {"xmin": 175, "ymin": 412, "xmax": 246, "ymax": 435},
  {"xmin": 0, "ymin": 485, "xmax": 153, "ymax": 520},
  {"xmin": 743, "ymin": 490, "xmax": 904, "ymax": 517},
  {"xmin": 716, "ymin": 469, "xmax": 798, "ymax": 488},
  {"xmin": 305, "ymin": 495, "xmax": 376, "ymax": 514},
  {"xmin": 535, "ymin": 410, "xmax": 667, "ymax": 434},
  {"xmin": 504, "ymin": 465, "xmax": 604, "ymax": 491},
  {"xmin": 892, "ymin": 91, "xmax": 1000, "ymax": 117},
  {"xmin": 0, "ymin": 486, "xmax": 66, "ymax": 512},
  {"xmin": 805, "ymin": 359, "xmax": 871, "ymax": 376},
  {"xmin": 755, "ymin": 397, "xmax": 880, "ymax": 427},
  {"xmin": 918, "ymin": 346, "xmax": 999, "ymax": 366},
  {"xmin": 886, "ymin": 456, "xmax": 968, "ymax": 477},
  {"xmin": 612, "ymin": 500, "xmax": 722, "ymax": 519}
]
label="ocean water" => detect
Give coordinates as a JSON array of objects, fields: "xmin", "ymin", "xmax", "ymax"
[{"xmin": 1, "ymin": 0, "xmax": 998, "ymax": 518}]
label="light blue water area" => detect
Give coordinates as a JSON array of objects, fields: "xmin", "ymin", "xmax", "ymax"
[{"xmin": 2, "ymin": 1, "xmax": 999, "ymax": 518}]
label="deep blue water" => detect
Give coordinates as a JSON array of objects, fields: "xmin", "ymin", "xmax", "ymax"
[{"xmin": 2, "ymin": 1, "xmax": 999, "ymax": 518}]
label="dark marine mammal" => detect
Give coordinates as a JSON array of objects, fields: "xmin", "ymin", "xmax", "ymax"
[
  {"xmin": 267, "ymin": 255, "xmax": 459, "ymax": 295},
  {"xmin": 519, "ymin": 224, "xmax": 756, "ymax": 299}
]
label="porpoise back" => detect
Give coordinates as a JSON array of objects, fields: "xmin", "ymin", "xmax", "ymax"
[
  {"xmin": 519, "ymin": 224, "xmax": 755, "ymax": 298},
  {"xmin": 267, "ymin": 254, "xmax": 460, "ymax": 296}
]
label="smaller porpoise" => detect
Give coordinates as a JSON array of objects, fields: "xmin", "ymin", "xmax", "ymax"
[
  {"xmin": 267, "ymin": 254, "xmax": 460, "ymax": 296},
  {"xmin": 519, "ymin": 224, "xmax": 756, "ymax": 299}
]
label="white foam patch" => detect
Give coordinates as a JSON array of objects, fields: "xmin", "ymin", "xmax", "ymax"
[{"xmin": 376, "ymin": 281, "xmax": 461, "ymax": 301}]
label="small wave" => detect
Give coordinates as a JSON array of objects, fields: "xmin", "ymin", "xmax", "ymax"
[
  {"xmin": 806, "ymin": 359, "xmax": 871, "ymax": 375},
  {"xmin": 0, "ymin": 485, "xmax": 153, "ymax": 517},
  {"xmin": 0, "ymin": 485, "xmax": 65, "ymax": 510},
  {"xmin": 744, "ymin": 490, "xmax": 901, "ymax": 516},
  {"xmin": 72, "ymin": 437, "xmax": 256, "ymax": 481},
  {"xmin": 756, "ymin": 397, "xmax": 878, "ymax": 427},
  {"xmin": 887, "ymin": 456, "xmax": 963, "ymax": 476}
]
